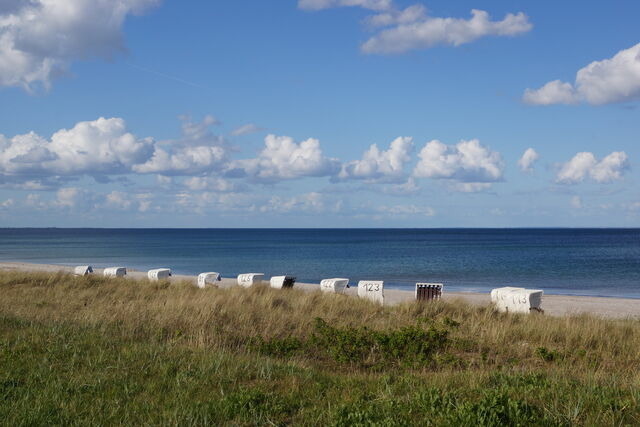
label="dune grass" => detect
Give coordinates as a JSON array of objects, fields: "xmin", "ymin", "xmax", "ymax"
[{"xmin": 0, "ymin": 271, "xmax": 638, "ymax": 425}]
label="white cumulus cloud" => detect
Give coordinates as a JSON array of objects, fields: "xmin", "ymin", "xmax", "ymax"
[
  {"xmin": 338, "ymin": 136, "xmax": 413, "ymax": 182},
  {"xmin": 413, "ymin": 139, "xmax": 503, "ymax": 184},
  {"xmin": 361, "ymin": 9, "xmax": 532, "ymax": 54},
  {"xmin": 0, "ymin": 117, "xmax": 155, "ymax": 181},
  {"xmin": 0, "ymin": 0, "xmax": 159, "ymax": 91},
  {"xmin": 131, "ymin": 115, "xmax": 229, "ymax": 176},
  {"xmin": 524, "ymin": 43, "xmax": 640, "ymax": 105},
  {"xmin": 556, "ymin": 151, "xmax": 629, "ymax": 184},
  {"xmin": 239, "ymin": 134, "xmax": 340, "ymax": 182},
  {"xmin": 133, "ymin": 145, "xmax": 227, "ymax": 175},
  {"xmin": 518, "ymin": 148, "xmax": 539, "ymax": 173}
]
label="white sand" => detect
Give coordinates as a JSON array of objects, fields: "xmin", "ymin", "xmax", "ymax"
[{"xmin": 1, "ymin": 261, "xmax": 638, "ymax": 319}]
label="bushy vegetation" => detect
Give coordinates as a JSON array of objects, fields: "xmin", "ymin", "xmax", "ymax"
[{"xmin": 0, "ymin": 271, "xmax": 638, "ymax": 425}]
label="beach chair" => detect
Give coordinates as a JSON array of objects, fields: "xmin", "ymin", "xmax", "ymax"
[
  {"xmin": 197, "ymin": 272, "xmax": 221, "ymax": 288},
  {"xmin": 148, "ymin": 268, "xmax": 172, "ymax": 281},
  {"xmin": 103, "ymin": 267, "xmax": 126, "ymax": 277},
  {"xmin": 357, "ymin": 280, "xmax": 384, "ymax": 305},
  {"xmin": 415, "ymin": 283, "xmax": 443, "ymax": 301},
  {"xmin": 320, "ymin": 278, "xmax": 349, "ymax": 294},
  {"xmin": 491, "ymin": 286, "xmax": 544, "ymax": 314},
  {"xmin": 74, "ymin": 265, "xmax": 93, "ymax": 276},
  {"xmin": 270, "ymin": 275, "xmax": 296, "ymax": 289},
  {"xmin": 237, "ymin": 273, "xmax": 264, "ymax": 288}
]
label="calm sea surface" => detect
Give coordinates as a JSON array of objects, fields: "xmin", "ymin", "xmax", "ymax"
[{"xmin": 0, "ymin": 228, "xmax": 639, "ymax": 298}]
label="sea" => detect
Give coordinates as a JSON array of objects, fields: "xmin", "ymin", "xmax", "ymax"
[{"xmin": 0, "ymin": 228, "xmax": 639, "ymax": 298}]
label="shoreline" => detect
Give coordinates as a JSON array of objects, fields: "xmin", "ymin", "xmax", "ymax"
[{"xmin": 1, "ymin": 261, "xmax": 639, "ymax": 320}]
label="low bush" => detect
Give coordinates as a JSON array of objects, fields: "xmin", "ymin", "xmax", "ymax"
[{"xmin": 310, "ymin": 317, "xmax": 449, "ymax": 368}]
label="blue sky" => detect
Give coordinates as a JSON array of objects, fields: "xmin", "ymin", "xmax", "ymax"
[{"xmin": 0, "ymin": 0, "xmax": 639, "ymax": 227}]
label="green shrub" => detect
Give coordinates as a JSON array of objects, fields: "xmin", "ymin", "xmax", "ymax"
[
  {"xmin": 445, "ymin": 391, "xmax": 551, "ymax": 426},
  {"xmin": 535, "ymin": 347, "xmax": 561, "ymax": 362},
  {"xmin": 252, "ymin": 336, "xmax": 304, "ymax": 357},
  {"xmin": 310, "ymin": 318, "xmax": 449, "ymax": 367}
]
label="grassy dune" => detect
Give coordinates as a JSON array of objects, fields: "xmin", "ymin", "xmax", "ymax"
[{"xmin": 0, "ymin": 271, "xmax": 639, "ymax": 425}]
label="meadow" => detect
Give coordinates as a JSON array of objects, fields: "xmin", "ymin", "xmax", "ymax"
[{"xmin": 0, "ymin": 271, "xmax": 638, "ymax": 425}]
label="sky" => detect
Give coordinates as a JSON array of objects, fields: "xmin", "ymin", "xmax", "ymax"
[{"xmin": 0, "ymin": 0, "xmax": 639, "ymax": 227}]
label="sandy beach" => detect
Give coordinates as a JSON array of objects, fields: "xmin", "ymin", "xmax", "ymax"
[{"xmin": 1, "ymin": 261, "xmax": 638, "ymax": 319}]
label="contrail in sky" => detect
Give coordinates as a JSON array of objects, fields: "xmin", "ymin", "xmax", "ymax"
[{"xmin": 126, "ymin": 62, "xmax": 208, "ymax": 90}]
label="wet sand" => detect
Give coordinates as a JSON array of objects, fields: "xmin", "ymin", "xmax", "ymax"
[{"xmin": 1, "ymin": 261, "xmax": 638, "ymax": 319}]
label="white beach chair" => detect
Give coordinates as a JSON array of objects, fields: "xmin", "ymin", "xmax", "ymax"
[
  {"xmin": 197, "ymin": 272, "xmax": 221, "ymax": 288},
  {"xmin": 357, "ymin": 280, "xmax": 384, "ymax": 305},
  {"xmin": 103, "ymin": 267, "xmax": 126, "ymax": 278},
  {"xmin": 270, "ymin": 276, "xmax": 296, "ymax": 289},
  {"xmin": 148, "ymin": 268, "xmax": 172, "ymax": 281},
  {"xmin": 237, "ymin": 273, "xmax": 264, "ymax": 288},
  {"xmin": 491, "ymin": 286, "xmax": 544, "ymax": 314},
  {"xmin": 490, "ymin": 286, "xmax": 524, "ymax": 312},
  {"xmin": 74, "ymin": 265, "xmax": 93, "ymax": 276},
  {"xmin": 320, "ymin": 278, "xmax": 349, "ymax": 294}
]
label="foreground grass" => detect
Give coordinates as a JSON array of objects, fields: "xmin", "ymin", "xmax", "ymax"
[{"xmin": 0, "ymin": 271, "xmax": 639, "ymax": 425}]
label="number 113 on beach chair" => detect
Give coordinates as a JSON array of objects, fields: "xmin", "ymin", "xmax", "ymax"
[{"xmin": 357, "ymin": 280, "xmax": 384, "ymax": 305}]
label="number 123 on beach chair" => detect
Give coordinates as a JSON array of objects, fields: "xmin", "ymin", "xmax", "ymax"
[{"xmin": 357, "ymin": 280, "xmax": 384, "ymax": 305}]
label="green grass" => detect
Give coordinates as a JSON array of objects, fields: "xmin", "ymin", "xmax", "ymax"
[{"xmin": 0, "ymin": 271, "xmax": 639, "ymax": 425}]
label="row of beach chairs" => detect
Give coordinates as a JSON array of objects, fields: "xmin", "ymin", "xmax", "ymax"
[
  {"xmin": 72, "ymin": 265, "xmax": 444, "ymax": 304},
  {"xmin": 72, "ymin": 265, "xmax": 543, "ymax": 312}
]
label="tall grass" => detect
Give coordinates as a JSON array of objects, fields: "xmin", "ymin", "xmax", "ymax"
[{"xmin": 1, "ymin": 271, "xmax": 639, "ymax": 424}]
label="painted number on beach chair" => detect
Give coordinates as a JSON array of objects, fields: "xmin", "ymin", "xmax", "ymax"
[
  {"xmin": 490, "ymin": 287, "xmax": 544, "ymax": 314},
  {"xmin": 320, "ymin": 278, "xmax": 349, "ymax": 294},
  {"xmin": 357, "ymin": 280, "xmax": 384, "ymax": 305},
  {"xmin": 197, "ymin": 272, "xmax": 221, "ymax": 288},
  {"xmin": 237, "ymin": 273, "xmax": 264, "ymax": 288}
]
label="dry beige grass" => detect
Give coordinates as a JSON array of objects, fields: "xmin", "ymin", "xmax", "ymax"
[
  {"xmin": 2, "ymin": 271, "xmax": 640, "ymax": 425},
  {"xmin": 1, "ymin": 270, "xmax": 639, "ymax": 375}
]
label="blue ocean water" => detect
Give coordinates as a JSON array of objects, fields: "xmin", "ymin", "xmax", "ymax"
[{"xmin": 0, "ymin": 228, "xmax": 639, "ymax": 298}]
